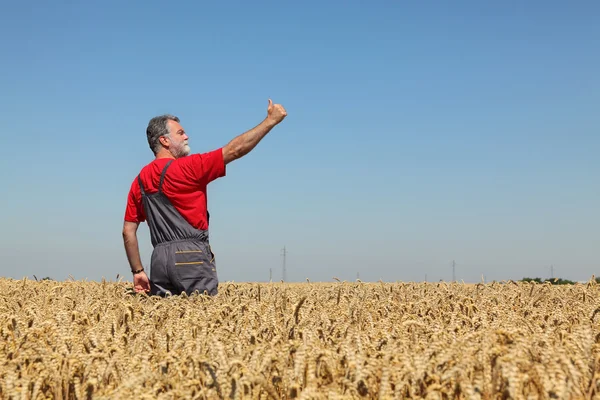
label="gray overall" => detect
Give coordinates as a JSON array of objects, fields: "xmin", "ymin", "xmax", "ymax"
[{"xmin": 137, "ymin": 159, "xmax": 219, "ymax": 297}]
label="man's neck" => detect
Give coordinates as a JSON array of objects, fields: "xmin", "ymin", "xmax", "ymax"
[{"xmin": 155, "ymin": 149, "xmax": 175, "ymax": 160}]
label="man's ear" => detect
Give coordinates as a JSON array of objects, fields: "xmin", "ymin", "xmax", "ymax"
[{"xmin": 159, "ymin": 135, "xmax": 170, "ymax": 148}]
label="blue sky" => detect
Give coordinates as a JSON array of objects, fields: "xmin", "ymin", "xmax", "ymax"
[{"xmin": 1, "ymin": 1, "xmax": 598, "ymax": 283}]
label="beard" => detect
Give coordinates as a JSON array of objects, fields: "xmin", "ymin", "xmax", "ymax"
[{"xmin": 170, "ymin": 140, "xmax": 191, "ymax": 158}]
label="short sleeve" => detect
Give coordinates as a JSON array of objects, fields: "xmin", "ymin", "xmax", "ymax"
[
  {"xmin": 124, "ymin": 180, "xmax": 146, "ymax": 223},
  {"xmin": 185, "ymin": 148, "xmax": 226, "ymax": 185}
]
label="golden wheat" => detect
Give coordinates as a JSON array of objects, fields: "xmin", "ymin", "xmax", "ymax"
[{"xmin": 1, "ymin": 278, "xmax": 599, "ymax": 399}]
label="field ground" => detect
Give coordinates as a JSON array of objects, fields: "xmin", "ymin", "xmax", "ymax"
[{"xmin": 1, "ymin": 278, "xmax": 600, "ymax": 399}]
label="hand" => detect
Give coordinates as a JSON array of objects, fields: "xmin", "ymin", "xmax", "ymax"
[
  {"xmin": 266, "ymin": 99, "xmax": 287, "ymax": 125},
  {"xmin": 133, "ymin": 271, "xmax": 150, "ymax": 294}
]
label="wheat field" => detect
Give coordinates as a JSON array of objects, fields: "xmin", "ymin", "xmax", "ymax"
[{"xmin": 1, "ymin": 277, "xmax": 599, "ymax": 399}]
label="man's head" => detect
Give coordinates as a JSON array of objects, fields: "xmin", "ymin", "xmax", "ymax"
[{"xmin": 146, "ymin": 114, "xmax": 191, "ymax": 158}]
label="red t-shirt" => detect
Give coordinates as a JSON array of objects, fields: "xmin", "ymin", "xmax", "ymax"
[{"xmin": 124, "ymin": 148, "xmax": 226, "ymax": 230}]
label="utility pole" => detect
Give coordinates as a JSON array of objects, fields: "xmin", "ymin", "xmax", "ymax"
[
  {"xmin": 281, "ymin": 246, "xmax": 287, "ymax": 282},
  {"xmin": 269, "ymin": 268, "xmax": 272, "ymax": 282},
  {"xmin": 452, "ymin": 260, "xmax": 456, "ymax": 282},
  {"xmin": 551, "ymin": 265, "xmax": 554, "ymax": 279}
]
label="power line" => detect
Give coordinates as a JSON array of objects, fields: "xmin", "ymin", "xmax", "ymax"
[
  {"xmin": 281, "ymin": 246, "xmax": 287, "ymax": 282},
  {"xmin": 452, "ymin": 260, "xmax": 456, "ymax": 282}
]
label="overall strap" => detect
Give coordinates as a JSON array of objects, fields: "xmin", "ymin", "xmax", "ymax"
[{"xmin": 158, "ymin": 159, "xmax": 174, "ymax": 193}]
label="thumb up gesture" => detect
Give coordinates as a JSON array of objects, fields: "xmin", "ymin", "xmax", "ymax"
[{"xmin": 267, "ymin": 99, "xmax": 287, "ymax": 125}]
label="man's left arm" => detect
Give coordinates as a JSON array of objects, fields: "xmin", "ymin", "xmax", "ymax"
[
  {"xmin": 122, "ymin": 221, "xmax": 142, "ymax": 272},
  {"xmin": 122, "ymin": 220, "xmax": 150, "ymax": 293}
]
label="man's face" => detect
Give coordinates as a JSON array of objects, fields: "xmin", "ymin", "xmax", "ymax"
[{"xmin": 165, "ymin": 120, "xmax": 190, "ymax": 158}]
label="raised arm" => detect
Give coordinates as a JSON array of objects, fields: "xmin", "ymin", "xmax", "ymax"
[{"xmin": 222, "ymin": 99, "xmax": 287, "ymax": 164}]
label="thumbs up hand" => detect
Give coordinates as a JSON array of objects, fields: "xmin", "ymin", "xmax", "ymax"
[{"xmin": 266, "ymin": 99, "xmax": 287, "ymax": 125}]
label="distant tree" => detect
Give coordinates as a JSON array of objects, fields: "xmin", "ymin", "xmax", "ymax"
[
  {"xmin": 520, "ymin": 277, "xmax": 575, "ymax": 285},
  {"xmin": 521, "ymin": 277, "xmax": 543, "ymax": 284},
  {"xmin": 552, "ymin": 278, "xmax": 576, "ymax": 285}
]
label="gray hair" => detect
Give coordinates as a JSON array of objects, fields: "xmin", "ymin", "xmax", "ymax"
[{"xmin": 146, "ymin": 114, "xmax": 180, "ymax": 154}]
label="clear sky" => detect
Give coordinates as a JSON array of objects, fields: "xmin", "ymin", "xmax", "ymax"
[{"xmin": 1, "ymin": 1, "xmax": 598, "ymax": 284}]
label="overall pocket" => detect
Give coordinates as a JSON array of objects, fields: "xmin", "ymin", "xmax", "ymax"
[
  {"xmin": 174, "ymin": 247, "xmax": 205, "ymax": 279},
  {"xmin": 171, "ymin": 242, "xmax": 215, "ymax": 286},
  {"xmin": 174, "ymin": 249, "xmax": 204, "ymax": 266}
]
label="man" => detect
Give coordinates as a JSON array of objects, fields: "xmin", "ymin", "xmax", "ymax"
[{"xmin": 122, "ymin": 99, "xmax": 287, "ymax": 296}]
